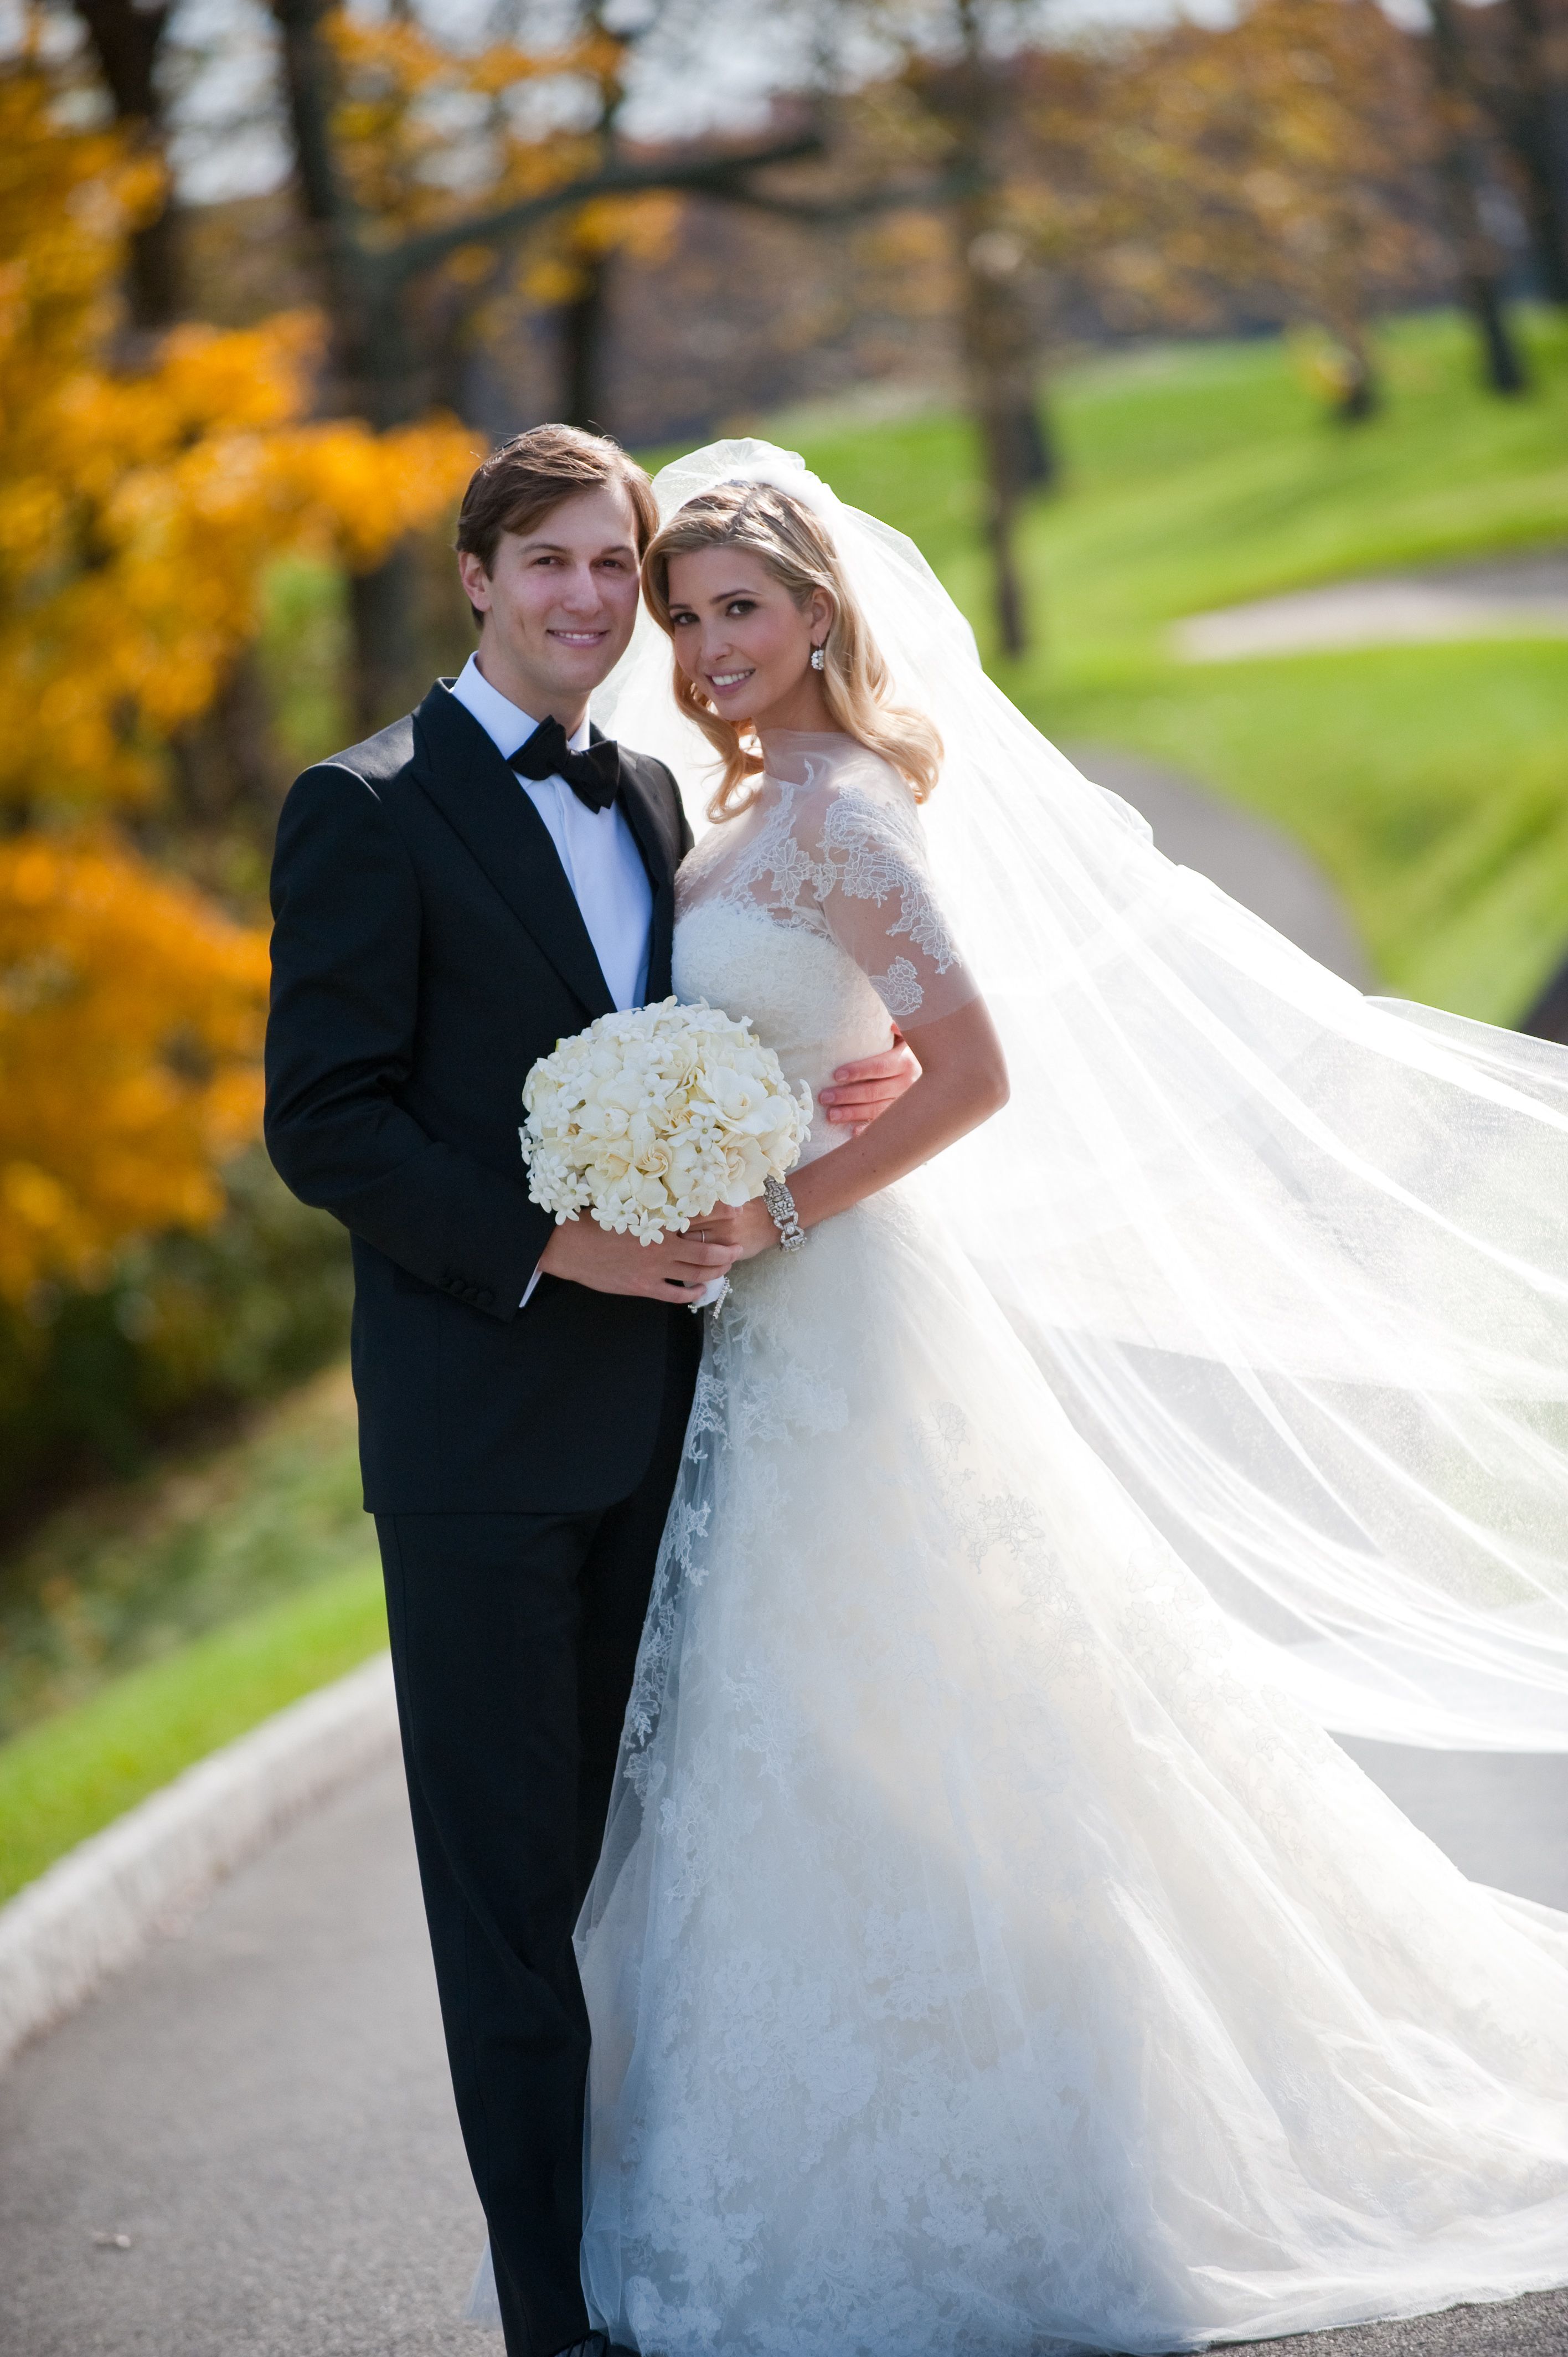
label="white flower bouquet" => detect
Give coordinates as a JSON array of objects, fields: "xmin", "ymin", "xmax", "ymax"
[{"xmin": 520, "ymin": 996, "xmax": 812, "ymax": 1246}]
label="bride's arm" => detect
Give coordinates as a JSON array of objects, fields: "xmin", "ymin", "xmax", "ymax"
[{"xmin": 713, "ymin": 995, "xmax": 1009, "ymax": 1262}]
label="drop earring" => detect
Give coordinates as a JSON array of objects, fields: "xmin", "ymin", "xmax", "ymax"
[{"xmin": 809, "ymin": 645, "xmax": 826, "ymax": 671}]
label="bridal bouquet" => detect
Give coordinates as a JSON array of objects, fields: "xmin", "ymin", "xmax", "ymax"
[{"xmin": 520, "ymin": 996, "xmax": 811, "ymax": 1245}]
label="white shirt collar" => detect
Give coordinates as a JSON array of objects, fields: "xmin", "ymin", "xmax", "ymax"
[{"xmin": 450, "ymin": 651, "xmax": 592, "ymax": 763}]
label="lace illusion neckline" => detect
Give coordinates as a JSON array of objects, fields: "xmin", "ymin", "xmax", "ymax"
[{"xmin": 754, "ymin": 728, "xmax": 862, "ymax": 789}]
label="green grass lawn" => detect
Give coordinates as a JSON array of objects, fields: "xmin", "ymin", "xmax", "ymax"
[
  {"xmin": 0, "ymin": 1365, "xmax": 384, "ymax": 1901},
  {"xmin": 0, "ymin": 1556, "xmax": 385, "ymax": 1905},
  {"xmin": 783, "ymin": 310, "xmax": 1568, "ymax": 1022}
]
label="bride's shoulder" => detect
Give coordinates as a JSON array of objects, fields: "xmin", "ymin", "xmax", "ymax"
[{"xmin": 791, "ymin": 740, "xmax": 921, "ymax": 832}]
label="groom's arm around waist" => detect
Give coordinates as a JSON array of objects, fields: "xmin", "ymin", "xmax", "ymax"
[{"xmin": 264, "ymin": 759, "xmax": 550, "ymax": 1320}]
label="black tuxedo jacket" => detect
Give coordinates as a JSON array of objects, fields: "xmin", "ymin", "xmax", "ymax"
[{"xmin": 264, "ymin": 681, "xmax": 695, "ymax": 1513}]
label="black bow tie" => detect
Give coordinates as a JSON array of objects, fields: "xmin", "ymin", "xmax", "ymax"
[{"xmin": 509, "ymin": 717, "xmax": 620, "ymax": 814}]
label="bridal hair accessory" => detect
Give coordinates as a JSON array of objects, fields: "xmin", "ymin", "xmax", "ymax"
[
  {"xmin": 762, "ymin": 1175, "xmax": 806, "ymax": 1252},
  {"xmin": 597, "ymin": 436, "xmax": 1568, "ymax": 1752},
  {"xmin": 809, "ymin": 645, "xmax": 826, "ymax": 671},
  {"xmin": 520, "ymin": 997, "xmax": 811, "ymax": 1246}
]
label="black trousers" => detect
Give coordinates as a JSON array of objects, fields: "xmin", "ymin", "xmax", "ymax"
[{"xmin": 375, "ymin": 1322, "xmax": 700, "ymax": 2357}]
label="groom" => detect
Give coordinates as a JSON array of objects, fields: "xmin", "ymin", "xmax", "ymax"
[{"xmin": 264, "ymin": 425, "xmax": 913, "ymax": 2357}]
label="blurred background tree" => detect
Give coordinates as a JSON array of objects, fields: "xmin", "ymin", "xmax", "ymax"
[{"xmin": 0, "ymin": 17, "xmax": 470, "ymax": 1512}]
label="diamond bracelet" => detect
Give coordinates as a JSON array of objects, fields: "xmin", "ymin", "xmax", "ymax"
[{"xmin": 762, "ymin": 1175, "xmax": 807, "ymax": 1253}]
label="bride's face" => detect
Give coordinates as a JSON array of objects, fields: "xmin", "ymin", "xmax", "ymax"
[{"xmin": 664, "ymin": 548, "xmax": 832, "ymax": 732}]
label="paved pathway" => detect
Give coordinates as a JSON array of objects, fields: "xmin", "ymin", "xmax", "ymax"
[
  {"xmin": 4, "ymin": 760, "xmax": 1565, "ymax": 2356},
  {"xmin": 1174, "ymin": 544, "xmax": 1568, "ymax": 662},
  {"xmin": 1, "ymin": 1761, "xmax": 484, "ymax": 2357},
  {"xmin": 1070, "ymin": 743, "xmax": 1375, "ymax": 987}
]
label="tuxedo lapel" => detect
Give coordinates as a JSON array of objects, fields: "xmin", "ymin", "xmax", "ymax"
[
  {"xmin": 411, "ymin": 685, "xmax": 615, "ymax": 1020},
  {"xmin": 611, "ymin": 740, "xmax": 679, "ymax": 1002}
]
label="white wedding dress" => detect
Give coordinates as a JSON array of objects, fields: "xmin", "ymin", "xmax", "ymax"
[{"xmin": 573, "ymin": 730, "xmax": 1568, "ymax": 2357}]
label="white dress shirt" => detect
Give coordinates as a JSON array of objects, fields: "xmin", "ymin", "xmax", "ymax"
[
  {"xmin": 449, "ymin": 653, "xmax": 653, "ymax": 1012},
  {"xmin": 448, "ymin": 653, "xmax": 656, "ymax": 1305}
]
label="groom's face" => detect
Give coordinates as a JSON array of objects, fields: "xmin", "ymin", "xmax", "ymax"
[{"xmin": 458, "ymin": 482, "xmax": 642, "ymax": 722}]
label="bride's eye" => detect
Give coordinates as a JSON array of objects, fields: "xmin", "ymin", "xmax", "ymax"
[{"xmin": 725, "ymin": 599, "xmax": 757, "ymax": 616}]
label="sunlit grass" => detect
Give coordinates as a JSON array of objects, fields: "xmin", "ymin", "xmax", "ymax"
[
  {"xmin": 788, "ymin": 310, "xmax": 1568, "ymax": 1022},
  {"xmin": 0, "ymin": 1559, "xmax": 385, "ymax": 1905},
  {"xmin": 0, "ymin": 1363, "xmax": 369, "ymax": 1741}
]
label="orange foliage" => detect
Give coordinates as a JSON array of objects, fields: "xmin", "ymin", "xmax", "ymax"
[
  {"xmin": 0, "ymin": 33, "xmax": 474, "ymax": 1296},
  {"xmin": 0, "ymin": 55, "xmax": 474, "ymax": 816},
  {"xmin": 0, "ymin": 837, "xmax": 267, "ymax": 1304}
]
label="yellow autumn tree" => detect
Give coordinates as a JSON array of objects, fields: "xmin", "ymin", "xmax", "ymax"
[
  {"xmin": 0, "ymin": 842, "xmax": 268, "ymax": 1300},
  {"xmin": 325, "ymin": 4, "xmax": 679, "ymax": 423},
  {"xmin": 0, "ymin": 32, "xmax": 474, "ymax": 1303}
]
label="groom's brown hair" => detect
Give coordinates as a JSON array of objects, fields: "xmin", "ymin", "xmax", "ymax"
[{"xmin": 456, "ymin": 424, "xmax": 659, "ymax": 619}]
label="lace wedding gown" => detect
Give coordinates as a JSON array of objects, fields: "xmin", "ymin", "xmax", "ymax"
[{"xmin": 575, "ymin": 730, "xmax": 1568, "ymax": 2357}]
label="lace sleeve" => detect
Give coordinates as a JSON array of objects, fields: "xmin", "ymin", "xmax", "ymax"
[{"xmin": 808, "ymin": 765, "xmax": 976, "ymax": 1026}]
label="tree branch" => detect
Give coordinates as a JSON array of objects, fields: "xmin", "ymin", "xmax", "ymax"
[
  {"xmin": 714, "ymin": 168, "xmax": 977, "ymax": 225},
  {"xmin": 363, "ymin": 132, "xmax": 827, "ymax": 290}
]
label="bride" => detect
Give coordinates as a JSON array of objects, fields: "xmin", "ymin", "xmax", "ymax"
[{"xmin": 566, "ymin": 442, "xmax": 1568, "ymax": 2356}]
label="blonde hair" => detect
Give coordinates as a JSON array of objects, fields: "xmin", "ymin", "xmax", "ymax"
[{"xmin": 641, "ymin": 480, "xmax": 943, "ymax": 821}]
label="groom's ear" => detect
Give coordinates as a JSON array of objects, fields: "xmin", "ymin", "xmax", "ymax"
[{"xmin": 457, "ymin": 548, "xmax": 493, "ymax": 629}]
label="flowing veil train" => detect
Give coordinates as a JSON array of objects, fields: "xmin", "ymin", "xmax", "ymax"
[{"xmin": 596, "ymin": 438, "xmax": 1568, "ymax": 1757}]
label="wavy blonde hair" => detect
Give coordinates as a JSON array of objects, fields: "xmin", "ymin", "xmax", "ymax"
[{"xmin": 641, "ymin": 480, "xmax": 943, "ymax": 821}]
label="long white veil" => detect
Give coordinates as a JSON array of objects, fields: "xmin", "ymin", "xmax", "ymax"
[{"xmin": 599, "ymin": 438, "xmax": 1568, "ymax": 1752}]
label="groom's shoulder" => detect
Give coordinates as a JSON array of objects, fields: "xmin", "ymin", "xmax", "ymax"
[
  {"xmin": 297, "ymin": 709, "xmax": 419, "ymax": 800},
  {"xmin": 273, "ymin": 704, "xmax": 436, "ymax": 888}
]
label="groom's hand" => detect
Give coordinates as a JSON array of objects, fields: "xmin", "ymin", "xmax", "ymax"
[
  {"xmin": 816, "ymin": 1033, "xmax": 920, "ymax": 1136},
  {"xmin": 536, "ymin": 1217, "xmax": 741, "ymax": 1304}
]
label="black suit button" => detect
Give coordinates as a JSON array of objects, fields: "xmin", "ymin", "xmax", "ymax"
[{"xmin": 476, "ymin": 1289, "xmax": 494, "ymax": 1309}]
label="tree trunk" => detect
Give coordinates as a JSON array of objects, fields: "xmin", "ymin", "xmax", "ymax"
[
  {"xmin": 1329, "ymin": 317, "xmax": 1380, "ymax": 421},
  {"xmin": 1466, "ymin": 267, "xmax": 1530, "ymax": 390},
  {"xmin": 561, "ymin": 245, "xmax": 614, "ymax": 431},
  {"xmin": 168, "ymin": 651, "xmax": 286, "ymax": 847},
  {"xmin": 1426, "ymin": 0, "xmax": 1531, "ymax": 393},
  {"xmin": 71, "ymin": 0, "xmax": 182, "ymax": 326},
  {"xmin": 1494, "ymin": 0, "xmax": 1568, "ymax": 304},
  {"xmin": 350, "ymin": 549, "xmax": 422, "ymax": 737},
  {"xmin": 270, "ymin": 0, "xmax": 432, "ymax": 725},
  {"xmin": 946, "ymin": 0, "xmax": 1045, "ymax": 661}
]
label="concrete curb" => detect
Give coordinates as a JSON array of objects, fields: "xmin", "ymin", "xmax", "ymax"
[{"xmin": 0, "ymin": 1651, "xmax": 399, "ymax": 2072}]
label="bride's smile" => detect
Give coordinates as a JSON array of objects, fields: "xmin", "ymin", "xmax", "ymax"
[{"xmin": 664, "ymin": 542, "xmax": 835, "ymax": 734}]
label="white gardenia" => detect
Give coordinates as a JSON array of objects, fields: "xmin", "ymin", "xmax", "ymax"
[{"xmin": 520, "ymin": 996, "xmax": 812, "ymax": 1245}]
